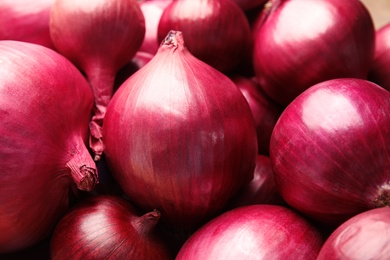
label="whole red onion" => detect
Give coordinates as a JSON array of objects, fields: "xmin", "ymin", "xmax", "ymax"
[
  {"xmin": 369, "ymin": 23, "xmax": 390, "ymax": 92},
  {"xmin": 253, "ymin": 0, "xmax": 375, "ymax": 106},
  {"xmin": 0, "ymin": 41, "xmax": 97, "ymax": 253},
  {"xmin": 103, "ymin": 31, "xmax": 257, "ymax": 234},
  {"xmin": 50, "ymin": 195, "xmax": 172, "ymax": 259},
  {"xmin": 0, "ymin": 0, "xmax": 55, "ymax": 49},
  {"xmin": 317, "ymin": 207, "xmax": 390, "ymax": 259},
  {"xmin": 232, "ymin": 76, "xmax": 282, "ymax": 155},
  {"xmin": 50, "ymin": 0, "xmax": 146, "ymax": 160},
  {"xmin": 157, "ymin": 0, "xmax": 252, "ymax": 74},
  {"xmin": 176, "ymin": 204, "xmax": 324, "ymax": 259},
  {"xmin": 270, "ymin": 78, "xmax": 390, "ymax": 226}
]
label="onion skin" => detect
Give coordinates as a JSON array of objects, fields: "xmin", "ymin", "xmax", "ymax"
[
  {"xmin": 0, "ymin": 0, "xmax": 55, "ymax": 49},
  {"xmin": 369, "ymin": 23, "xmax": 390, "ymax": 92},
  {"xmin": 317, "ymin": 207, "xmax": 390, "ymax": 259},
  {"xmin": 270, "ymin": 78, "xmax": 390, "ymax": 226},
  {"xmin": 176, "ymin": 205, "xmax": 324, "ymax": 259},
  {"xmin": 103, "ymin": 31, "xmax": 257, "ymax": 233},
  {"xmin": 0, "ymin": 41, "xmax": 97, "ymax": 253},
  {"xmin": 50, "ymin": 0, "xmax": 146, "ymax": 160},
  {"xmin": 157, "ymin": 0, "xmax": 252, "ymax": 74},
  {"xmin": 50, "ymin": 196, "xmax": 172, "ymax": 260},
  {"xmin": 253, "ymin": 0, "xmax": 375, "ymax": 106}
]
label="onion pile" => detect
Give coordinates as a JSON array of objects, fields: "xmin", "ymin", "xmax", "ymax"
[{"xmin": 0, "ymin": 41, "xmax": 97, "ymax": 253}]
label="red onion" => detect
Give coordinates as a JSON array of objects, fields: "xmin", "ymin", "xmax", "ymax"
[
  {"xmin": 253, "ymin": 0, "xmax": 375, "ymax": 106},
  {"xmin": 139, "ymin": 0, "xmax": 172, "ymax": 55},
  {"xmin": 157, "ymin": 0, "xmax": 252, "ymax": 74},
  {"xmin": 50, "ymin": 195, "xmax": 172, "ymax": 259},
  {"xmin": 103, "ymin": 31, "xmax": 257, "ymax": 234},
  {"xmin": 0, "ymin": 0, "xmax": 55, "ymax": 49},
  {"xmin": 232, "ymin": 76, "xmax": 282, "ymax": 155},
  {"xmin": 177, "ymin": 204, "xmax": 324, "ymax": 259},
  {"xmin": 0, "ymin": 41, "xmax": 97, "ymax": 253},
  {"xmin": 270, "ymin": 78, "xmax": 390, "ymax": 226},
  {"xmin": 50, "ymin": 0, "xmax": 146, "ymax": 160},
  {"xmin": 317, "ymin": 207, "xmax": 390, "ymax": 259},
  {"xmin": 368, "ymin": 23, "xmax": 390, "ymax": 92}
]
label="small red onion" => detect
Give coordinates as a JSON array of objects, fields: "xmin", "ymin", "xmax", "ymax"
[
  {"xmin": 177, "ymin": 205, "xmax": 324, "ymax": 259},
  {"xmin": 0, "ymin": 41, "xmax": 97, "ymax": 253},
  {"xmin": 50, "ymin": 0, "xmax": 146, "ymax": 160},
  {"xmin": 50, "ymin": 195, "xmax": 172, "ymax": 259},
  {"xmin": 232, "ymin": 76, "xmax": 282, "ymax": 155},
  {"xmin": 270, "ymin": 78, "xmax": 390, "ymax": 226},
  {"xmin": 0, "ymin": 0, "xmax": 55, "ymax": 49},
  {"xmin": 253, "ymin": 0, "xmax": 375, "ymax": 106},
  {"xmin": 157, "ymin": 0, "xmax": 252, "ymax": 74},
  {"xmin": 103, "ymin": 30, "xmax": 257, "ymax": 234},
  {"xmin": 368, "ymin": 23, "xmax": 390, "ymax": 92},
  {"xmin": 317, "ymin": 207, "xmax": 390, "ymax": 259}
]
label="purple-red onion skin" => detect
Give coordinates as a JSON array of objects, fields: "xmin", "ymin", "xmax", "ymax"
[
  {"xmin": 50, "ymin": 195, "xmax": 172, "ymax": 260},
  {"xmin": 157, "ymin": 0, "xmax": 252, "ymax": 74},
  {"xmin": 253, "ymin": 0, "xmax": 375, "ymax": 106},
  {"xmin": 177, "ymin": 205, "xmax": 324, "ymax": 259},
  {"xmin": 0, "ymin": 41, "xmax": 96, "ymax": 253},
  {"xmin": 103, "ymin": 31, "xmax": 257, "ymax": 233},
  {"xmin": 232, "ymin": 76, "xmax": 282, "ymax": 155},
  {"xmin": 270, "ymin": 78, "xmax": 390, "ymax": 226},
  {"xmin": 0, "ymin": 0, "xmax": 55, "ymax": 49},
  {"xmin": 317, "ymin": 207, "xmax": 390, "ymax": 259},
  {"xmin": 369, "ymin": 23, "xmax": 390, "ymax": 92}
]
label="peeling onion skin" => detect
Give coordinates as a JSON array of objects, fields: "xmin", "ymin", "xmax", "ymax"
[
  {"xmin": 0, "ymin": 0, "xmax": 55, "ymax": 49},
  {"xmin": 50, "ymin": 196, "xmax": 172, "ymax": 260},
  {"xmin": 157, "ymin": 0, "xmax": 252, "ymax": 74},
  {"xmin": 270, "ymin": 78, "xmax": 390, "ymax": 226},
  {"xmin": 176, "ymin": 205, "xmax": 324, "ymax": 259},
  {"xmin": 103, "ymin": 31, "xmax": 258, "ymax": 234},
  {"xmin": 50, "ymin": 0, "xmax": 146, "ymax": 160},
  {"xmin": 0, "ymin": 41, "xmax": 97, "ymax": 253},
  {"xmin": 253, "ymin": 0, "xmax": 375, "ymax": 106}
]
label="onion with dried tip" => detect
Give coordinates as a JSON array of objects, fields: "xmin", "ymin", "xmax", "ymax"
[
  {"xmin": 270, "ymin": 78, "xmax": 390, "ymax": 226},
  {"xmin": 50, "ymin": 195, "xmax": 172, "ymax": 260},
  {"xmin": 50, "ymin": 0, "xmax": 146, "ymax": 160},
  {"xmin": 103, "ymin": 31, "xmax": 257, "ymax": 235},
  {"xmin": 176, "ymin": 205, "xmax": 324, "ymax": 259},
  {"xmin": 0, "ymin": 41, "xmax": 97, "ymax": 253},
  {"xmin": 253, "ymin": 0, "xmax": 375, "ymax": 106}
]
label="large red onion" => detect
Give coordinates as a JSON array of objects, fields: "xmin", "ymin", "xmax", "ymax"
[
  {"xmin": 368, "ymin": 23, "xmax": 390, "ymax": 92},
  {"xmin": 0, "ymin": 0, "xmax": 55, "ymax": 49},
  {"xmin": 177, "ymin": 204, "xmax": 324, "ymax": 259},
  {"xmin": 103, "ymin": 31, "xmax": 257, "ymax": 234},
  {"xmin": 270, "ymin": 78, "xmax": 390, "ymax": 226},
  {"xmin": 232, "ymin": 76, "xmax": 282, "ymax": 155},
  {"xmin": 0, "ymin": 41, "xmax": 97, "ymax": 253},
  {"xmin": 50, "ymin": 0, "xmax": 145, "ymax": 160},
  {"xmin": 157, "ymin": 0, "xmax": 252, "ymax": 74},
  {"xmin": 253, "ymin": 0, "xmax": 375, "ymax": 106},
  {"xmin": 317, "ymin": 207, "xmax": 390, "ymax": 259},
  {"xmin": 50, "ymin": 195, "xmax": 172, "ymax": 259}
]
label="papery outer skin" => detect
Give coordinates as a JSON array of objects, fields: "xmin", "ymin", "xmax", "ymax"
[
  {"xmin": 50, "ymin": 195, "xmax": 172, "ymax": 260},
  {"xmin": 0, "ymin": 41, "xmax": 95, "ymax": 253},
  {"xmin": 176, "ymin": 205, "xmax": 324, "ymax": 259},
  {"xmin": 50, "ymin": 0, "xmax": 146, "ymax": 160},
  {"xmin": 157, "ymin": 0, "xmax": 252, "ymax": 73},
  {"xmin": 369, "ymin": 23, "xmax": 390, "ymax": 92},
  {"xmin": 103, "ymin": 31, "xmax": 258, "ymax": 233},
  {"xmin": 253, "ymin": 0, "xmax": 375, "ymax": 106},
  {"xmin": 0, "ymin": 0, "xmax": 55, "ymax": 49},
  {"xmin": 317, "ymin": 207, "xmax": 390, "ymax": 259},
  {"xmin": 270, "ymin": 78, "xmax": 390, "ymax": 226}
]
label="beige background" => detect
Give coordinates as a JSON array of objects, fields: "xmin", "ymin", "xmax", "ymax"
[{"xmin": 361, "ymin": 0, "xmax": 390, "ymax": 29}]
